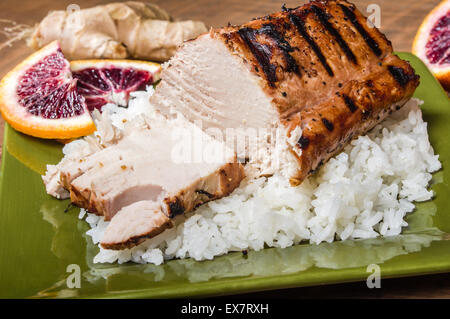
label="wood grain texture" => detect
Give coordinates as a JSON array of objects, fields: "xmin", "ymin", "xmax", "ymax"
[{"xmin": 0, "ymin": 0, "xmax": 448, "ymax": 299}]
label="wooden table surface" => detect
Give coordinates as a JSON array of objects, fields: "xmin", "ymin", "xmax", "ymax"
[{"xmin": 0, "ymin": 0, "xmax": 449, "ymax": 299}]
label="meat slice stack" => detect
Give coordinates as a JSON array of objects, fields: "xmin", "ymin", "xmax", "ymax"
[
  {"xmin": 66, "ymin": 117, "xmax": 244, "ymax": 221},
  {"xmin": 45, "ymin": 116, "xmax": 245, "ymax": 249},
  {"xmin": 150, "ymin": 0, "xmax": 419, "ymax": 184}
]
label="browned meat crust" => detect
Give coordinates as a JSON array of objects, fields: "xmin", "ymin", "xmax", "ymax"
[
  {"xmin": 101, "ymin": 209, "xmax": 174, "ymax": 250},
  {"xmin": 70, "ymin": 160, "xmax": 244, "ymax": 214},
  {"xmin": 102, "ymin": 224, "xmax": 173, "ymax": 250},
  {"xmin": 162, "ymin": 162, "xmax": 246, "ymax": 217},
  {"xmin": 215, "ymin": 0, "xmax": 419, "ymax": 184},
  {"xmin": 284, "ymin": 57, "xmax": 419, "ymax": 184},
  {"xmin": 216, "ymin": 0, "xmax": 395, "ymax": 116}
]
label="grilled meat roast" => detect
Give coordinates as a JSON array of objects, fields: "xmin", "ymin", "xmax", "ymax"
[{"xmin": 150, "ymin": 0, "xmax": 419, "ymax": 184}]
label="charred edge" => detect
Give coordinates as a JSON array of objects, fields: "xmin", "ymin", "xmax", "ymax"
[
  {"xmin": 308, "ymin": 159, "xmax": 324, "ymax": 175},
  {"xmin": 311, "ymin": 5, "xmax": 357, "ymax": 64},
  {"xmin": 195, "ymin": 202, "xmax": 207, "ymax": 209},
  {"xmin": 121, "ymin": 220, "xmax": 173, "ymax": 249},
  {"xmin": 238, "ymin": 157, "xmax": 250, "ymax": 164},
  {"xmin": 259, "ymin": 23, "xmax": 301, "ymax": 75},
  {"xmin": 362, "ymin": 108, "xmax": 372, "ymax": 120},
  {"xmin": 281, "ymin": 4, "xmax": 300, "ymax": 12},
  {"xmin": 166, "ymin": 197, "xmax": 185, "ymax": 217},
  {"xmin": 387, "ymin": 65, "xmax": 411, "ymax": 86},
  {"xmin": 129, "ymin": 236, "xmax": 146, "ymax": 246},
  {"xmin": 238, "ymin": 27, "xmax": 277, "ymax": 86},
  {"xmin": 298, "ymin": 135, "xmax": 310, "ymax": 149},
  {"xmin": 195, "ymin": 189, "xmax": 214, "ymax": 199},
  {"xmin": 289, "ymin": 12, "xmax": 334, "ymax": 76},
  {"xmin": 339, "ymin": 4, "xmax": 382, "ymax": 57},
  {"xmin": 89, "ymin": 205, "xmax": 98, "ymax": 214},
  {"xmin": 342, "ymin": 94, "xmax": 358, "ymax": 113},
  {"xmin": 322, "ymin": 117, "xmax": 334, "ymax": 131}
]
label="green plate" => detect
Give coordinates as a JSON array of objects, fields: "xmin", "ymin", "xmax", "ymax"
[{"xmin": 0, "ymin": 53, "xmax": 449, "ymax": 299}]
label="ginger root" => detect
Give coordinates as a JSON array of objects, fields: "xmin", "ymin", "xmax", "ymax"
[{"xmin": 27, "ymin": 2, "xmax": 207, "ymax": 62}]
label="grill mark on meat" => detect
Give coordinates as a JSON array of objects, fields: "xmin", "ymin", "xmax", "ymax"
[
  {"xmin": 308, "ymin": 159, "xmax": 324, "ymax": 175},
  {"xmin": 310, "ymin": 5, "xmax": 357, "ymax": 64},
  {"xmin": 288, "ymin": 12, "xmax": 334, "ymax": 76},
  {"xmin": 387, "ymin": 65, "xmax": 412, "ymax": 86},
  {"xmin": 195, "ymin": 189, "xmax": 214, "ymax": 198},
  {"xmin": 165, "ymin": 197, "xmax": 185, "ymax": 217},
  {"xmin": 342, "ymin": 94, "xmax": 358, "ymax": 112},
  {"xmin": 362, "ymin": 108, "xmax": 372, "ymax": 120},
  {"xmin": 298, "ymin": 135, "xmax": 310, "ymax": 149},
  {"xmin": 321, "ymin": 117, "xmax": 334, "ymax": 131},
  {"xmin": 259, "ymin": 23, "xmax": 301, "ymax": 75},
  {"xmin": 238, "ymin": 27, "xmax": 277, "ymax": 86},
  {"xmin": 281, "ymin": 4, "xmax": 301, "ymax": 12},
  {"xmin": 339, "ymin": 3, "xmax": 382, "ymax": 57}
]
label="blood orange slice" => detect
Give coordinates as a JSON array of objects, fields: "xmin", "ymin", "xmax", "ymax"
[
  {"xmin": 70, "ymin": 60, "xmax": 161, "ymax": 111},
  {"xmin": 413, "ymin": 0, "xmax": 450, "ymax": 90},
  {"xmin": 0, "ymin": 41, "xmax": 95, "ymax": 139}
]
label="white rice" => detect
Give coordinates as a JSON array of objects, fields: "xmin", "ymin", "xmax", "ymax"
[{"xmin": 73, "ymin": 91, "xmax": 440, "ymax": 266}]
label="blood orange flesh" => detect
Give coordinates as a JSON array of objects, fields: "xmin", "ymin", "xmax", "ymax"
[
  {"xmin": 413, "ymin": 0, "xmax": 450, "ymax": 90},
  {"xmin": 16, "ymin": 49, "xmax": 86, "ymax": 119},
  {"xmin": 71, "ymin": 60, "xmax": 161, "ymax": 111},
  {"xmin": 425, "ymin": 10, "xmax": 449, "ymax": 65},
  {"xmin": 0, "ymin": 41, "xmax": 95, "ymax": 139}
]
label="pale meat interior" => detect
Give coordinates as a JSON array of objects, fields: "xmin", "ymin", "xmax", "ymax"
[{"xmin": 150, "ymin": 34, "xmax": 279, "ymax": 143}]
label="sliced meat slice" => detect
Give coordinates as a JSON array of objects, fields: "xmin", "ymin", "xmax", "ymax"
[
  {"xmin": 69, "ymin": 116, "xmax": 245, "ymax": 220},
  {"xmin": 100, "ymin": 158, "xmax": 244, "ymax": 250},
  {"xmin": 60, "ymin": 144, "xmax": 131, "ymax": 191},
  {"xmin": 100, "ymin": 200, "xmax": 174, "ymax": 250},
  {"xmin": 58, "ymin": 120, "xmax": 149, "ymax": 190},
  {"xmin": 150, "ymin": 33, "xmax": 279, "ymax": 145}
]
